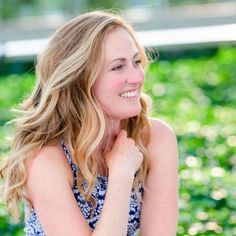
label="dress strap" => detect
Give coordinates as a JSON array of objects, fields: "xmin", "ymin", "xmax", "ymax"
[
  {"xmin": 59, "ymin": 141, "xmax": 78, "ymax": 188},
  {"xmin": 60, "ymin": 140, "xmax": 77, "ymax": 168}
]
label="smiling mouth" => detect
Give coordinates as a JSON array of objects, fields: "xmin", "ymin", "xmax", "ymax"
[{"xmin": 120, "ymin": 90, "xmax": 138, "ymax": 98}]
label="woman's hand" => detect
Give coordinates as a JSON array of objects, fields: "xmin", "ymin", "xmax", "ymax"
[
  {"xmin": 94, "ymin": 130, "xmax": 143, "ymax": 235},
  {"xmin": 104, "ymin": 129, "xmax": 143, "ymax": 177}
]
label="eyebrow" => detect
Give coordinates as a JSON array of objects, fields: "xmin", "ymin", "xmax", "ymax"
[{"xmin": 106, "ymin": 52, "xmax": 140, "ymax": 67}]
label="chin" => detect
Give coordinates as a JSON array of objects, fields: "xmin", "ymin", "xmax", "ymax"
[
  {"xmin": 106, "ymin": 105, "xmax": 142, "ymax": 120},
  {"xmin": 122, "ymin": 107, "xmax": 142, "ymax": 119}
]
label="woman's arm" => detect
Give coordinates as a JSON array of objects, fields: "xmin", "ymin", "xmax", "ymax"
[
  {"xmin": 26, "ymin": 130, "xmax": 141, "ymax": 236},
  {"xmin": 93, "ymin": 130, "xmax": 143, "ymax": 236},
  {"xmin": 93, "ymin": 169, "xmax": 134, "ymax": 236},
  {"xmin": 140, "ymin": 118, "xmax": 179, "ymax": 236},
  {"xmin": 26, "ymin": 145, "xmax": 92, "ymax": 236}
]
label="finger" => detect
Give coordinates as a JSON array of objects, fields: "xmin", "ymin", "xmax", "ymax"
[
  {"xmin": 116, "ymin": 129, "xmax": 127, "ymax": 140},
  {"xmin": 119, "ymin": 129, "xmax": 127, "ymax": 136},
  {"xmin": 127, "ymin": 137, "xmax": 135, "ymax": 145}
]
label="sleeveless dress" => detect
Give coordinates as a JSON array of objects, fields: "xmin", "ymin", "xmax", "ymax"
[{"xmin": 24, "ymin": 141, "xmax": 143, "ymax": 236}]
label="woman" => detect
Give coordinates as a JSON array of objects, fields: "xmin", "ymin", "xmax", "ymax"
[{"xmin": 0, "ymin": 10, "xmax": 178, "ymax": 236}]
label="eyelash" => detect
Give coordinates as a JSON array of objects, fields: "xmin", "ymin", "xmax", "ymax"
[
  {"xmin": 112, "ymin": 64, "xmax": 124, "ymax": 71},
  {"xmin": 112, "ymin": 60, "xmax": 142, "ymax": 71}
]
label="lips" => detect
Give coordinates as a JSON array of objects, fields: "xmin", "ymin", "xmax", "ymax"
[{"xmin": 120, "ymin": 90, "xmax": 138, "ymax": 98}]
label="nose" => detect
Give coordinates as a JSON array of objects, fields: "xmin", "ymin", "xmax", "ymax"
[{"xmin": 125, "ymin": 64, "xmax": 144, "ymax": 84}]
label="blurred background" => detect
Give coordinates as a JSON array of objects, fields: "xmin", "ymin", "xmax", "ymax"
[{"xmin": 0, "ymin": 0, "xmax": 236, "ymax": 235}]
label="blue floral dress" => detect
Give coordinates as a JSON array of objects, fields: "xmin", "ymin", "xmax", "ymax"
[{"xmin": 24, "ymin": 141, "xmax": 143, "ymax": 235}]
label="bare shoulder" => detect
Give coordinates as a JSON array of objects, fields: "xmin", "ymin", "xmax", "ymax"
[
  {"xmin": 26, "ymin": 144, "xmax": 72, "ymax": 176},
  {"xmin": 147, "ymin": 117, "xmax": 178, "ymax": 165},
  {"xmin": 148, "ymin": 117, "xmax": 177, "ymax": 145},
  {"xmin": 25, "ymin": 145, "xmax": 91, "ymax": 235},
  {"xmin": 140, "ymin": 120, "xmax": 179, "ymax": 235},
  {"xmin": 26, "ymin": 144, "xmax": 73, "ymax": 200}
]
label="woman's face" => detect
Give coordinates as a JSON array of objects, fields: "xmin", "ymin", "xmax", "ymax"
[{"xmin": 93, "ymin": 27, "xmax": 145, "ymax": 121}]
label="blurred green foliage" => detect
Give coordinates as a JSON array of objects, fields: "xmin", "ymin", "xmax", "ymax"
[
  {"xmin": 145, "ymin": 46, "xmax": 236, "ymax": 235},
  {"xmin": 0, "ymin": 73, "xmax": 35, "ymax": 236},
  {"xmin": 0, "ymin": 0, "xmax": 223, "ymax": 19},
  {"xmin": 0, "ymin": 0, "xmax": 126, "ymax": 19},
  {"xmin": 0, "ymin": 46, "xmax": 236, "ymax": 235}
]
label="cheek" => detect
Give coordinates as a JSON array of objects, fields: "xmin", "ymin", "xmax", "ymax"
[
  {"xmin": 112, "ymin": 78, "xmax": 126, "ymax": 89},
  {"xmin": 95, "ymin": 76, "xmax": 125, "ymax": 94},
  {"xmin": 92, "ymin": 82, "xmax": 103, "ymax": 104},
  {"xmin": 92, "ymin": 79, "xmax": 115, "ymax": 104}
]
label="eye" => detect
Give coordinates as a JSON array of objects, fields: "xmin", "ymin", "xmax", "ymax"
[
  {"xmin": 135, "ymin": 59, "xmax": 141, "ymax": 66},
  {"xmin": 112, "ymin": 64, "xmax": 124, "ymax": 71}
]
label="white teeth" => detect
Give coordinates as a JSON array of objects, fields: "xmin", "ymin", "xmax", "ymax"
[{"xmin": 120, "ymin": 90, "xmax": 138, "ymax": 98}]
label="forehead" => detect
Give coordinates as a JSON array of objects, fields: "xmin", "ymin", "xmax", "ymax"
[{"xmin": 102, "ymin": 27, "xmax": 138, "ymax": 60}]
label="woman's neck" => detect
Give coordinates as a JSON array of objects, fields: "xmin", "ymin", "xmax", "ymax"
[
  {"xmin": 97, "ymin": 119, "xmax": 121, "ymax": 176},
  {"xmin": 102, "ymin": 120, "xmax": 120, "ymax": 150}
]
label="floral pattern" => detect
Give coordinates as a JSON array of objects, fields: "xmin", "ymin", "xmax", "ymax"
[{"xmin": 25, "ymin": 141, "xmax": 143, "ymax": 235}]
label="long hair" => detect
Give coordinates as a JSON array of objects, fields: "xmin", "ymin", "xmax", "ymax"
[{"xmin": 0, "ymin": 10, "xmax": 151, "ymax": 221}]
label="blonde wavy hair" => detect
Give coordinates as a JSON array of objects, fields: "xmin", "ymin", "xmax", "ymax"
[{"xmin": 0, "ymin": 10, "xmax": 151, "ymax": 221}]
